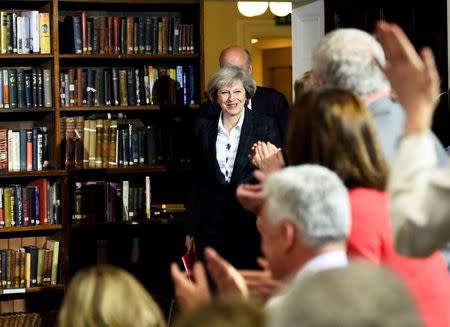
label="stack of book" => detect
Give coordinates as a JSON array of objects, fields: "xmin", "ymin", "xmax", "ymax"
[
  {"xmin": 59, "ymin": 65, "xmax": 195, "ymax": 107},
  {"xmin": 0, "ymin": 179, "xmax": 61, "ymax": 227},
  {"xmin": 0, "ymin": 311, "xmax": 57, "ymax": 326},
  {"xmin": 0, "ymin": 11, "xmax": 51, "ymax": 54},
  {"xmin": 61, "ymin": 12, "xmax": 193, "ymax": 55},
  {"xmin": 0, "ymin": 239, "xmax": 60, "ymax": 289},
  {"xmin": 0, "ymin": 68, "xmax": 52, "ymax": 109},
  {"xmin": 0, "ymin": 127, "xmax": 49, "ymax": 172},
  {"xmin": 61, "ymin": 116, "xmax": 192, "ymax": 169},
  {"xmin": 72, "ymin": 176, "xmax": 151, "ymax": 223}
]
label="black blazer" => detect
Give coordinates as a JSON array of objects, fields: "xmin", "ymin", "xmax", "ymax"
[
  {"xmin": 187, "ymin": 108, "xmax": 281, "ymax": 268},
  {"xmin": 199, "ymin": 86, "xmax": 290, "ymax": 142}
]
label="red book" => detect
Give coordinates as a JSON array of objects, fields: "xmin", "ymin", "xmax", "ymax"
[
  {"xmin": 113, "ymin": 16, "xmax": 120, "ymax": 54},
  {"xmin": 126, "ymin": 16, "xmax": 134, "ymax": 54},
  {"xmin": 26, "ymin": 130, "xmax": 32, "ymax": 171},
  {"xmin": 107, "ymin": 16, "xmax": 114, "ymax": 54},
  {"xmin": 28, "ymin": 179, "xmax": 48, "ymax": 225},
  {"xmin": 181, "ymin": 250, "xmax": 197, "ymax": 276},
  {"xmin": 0, "ymin": 128, "xmax": 8, "ymax": 171}
]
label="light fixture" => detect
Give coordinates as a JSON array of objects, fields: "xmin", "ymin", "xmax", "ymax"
[
  {"xmin": 269, "ymin": 2, "xmax": 292, "ymax": 17},
  {"xmin": 237, "ymin": 2, "xmax": 268, "ymax": 17},
  {"xmin": 237, "ymin": 2, "xmax": 292, "ymax": 18},
  {"xmin": 251, "ymin": 38, "xmax": 259, "ymax": 44}
]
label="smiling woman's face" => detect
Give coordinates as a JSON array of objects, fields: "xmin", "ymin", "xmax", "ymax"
[{"xmin": 216, "ymin": 80, "xmax": 246, "ymax": 118}]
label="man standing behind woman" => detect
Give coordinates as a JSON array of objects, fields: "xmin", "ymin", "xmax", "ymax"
[{"xmin": 185, "ymin": 66, "xmax": 281, "ymax": 269}]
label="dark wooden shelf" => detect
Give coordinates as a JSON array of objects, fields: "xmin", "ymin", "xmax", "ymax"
[
  {"xmin": 0, "ymin": 284, "xmax": 64, "ymax": 295},
  {"xmin": 60, "ymin": 105, "xmax": 160, "ymax": 112},
  {"xmin": 0, "ymin": 54, "xmax": 53, "ymax": 59},
  {"xmin": 0, "ymin": 108, "xmax": 54, "ymax": 114},
  {"xmin": 70, "ymin": 217, "xmax": 184, "ymax": 229},
  {"xmin": 0, "ymin": 225, "xmax": 63, "ymax": 234},
  {"xmin": 0, "ymin": 170, "xmax": 66, "ymax": 179},
  {"xmin": 68, "ymin": 164, "xmax": 192, "ymax": 176},
  {"xmin": 59, "ymin": 54, "xmax": 199, "ymax": 59},
  {"xmin": 60, "ymin": 104, "xmax": 199, "ymax": 112}
]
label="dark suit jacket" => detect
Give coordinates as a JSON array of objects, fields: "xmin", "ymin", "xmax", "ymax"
[
  {"xmin": 187, "ymin": 108, "xmax": 281, "ymax": 269},
  {"xmin": 199, "ymin": 86, "xmax": 290, "ymax": 143}
]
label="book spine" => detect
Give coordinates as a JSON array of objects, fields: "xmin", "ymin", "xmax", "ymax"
[
  {"xmin": 0, "ymin": 129, "xmax": 7, "ymax": 170},
  {"xmin": 8, "ymin": 69, "xmax": 17, "ymax": 109},
  {"xmin": 43, "ymin": 69, "xmax": 52, "ymax": 107},
  {"xmin": 39, "ymin": 12, "xmax": 51, "ymax": 54},
  {"xmin": 24, "ymin": 70, "xmax": 32, "ymax": 108},
  {"xmin": 19, "ymin": 129, "xmax": 27, "ymax": 171},
  {"xmin": 17, "ymin": 69, "xmax": 25, "ymax": 108},
  {"xmin": 145, "ymin": 176, "xmax": 151, "ymax": 219}
]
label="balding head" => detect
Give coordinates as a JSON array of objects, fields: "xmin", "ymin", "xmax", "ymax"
[{"xmin": 219, "ymin": 45, "xmax": 253, "ymax": 73}]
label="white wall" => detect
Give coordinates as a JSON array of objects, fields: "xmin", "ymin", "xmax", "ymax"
[{"xmin": 291, "ymin": 0, "xmax": 324, "ymax": 81}]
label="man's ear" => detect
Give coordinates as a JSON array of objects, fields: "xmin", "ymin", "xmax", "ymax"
[
  {"xmin": 248, "ymin": 64, "xmax": 253, "ymax": 74},
  {"xmin": 281, "ymin": 221, "xmax": 297, "ymax": 251}
]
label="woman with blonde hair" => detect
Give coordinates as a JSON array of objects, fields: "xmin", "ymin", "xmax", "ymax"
[{"xmin": 58, "ymin": 265, "xmax": 166, "ymax": 327}]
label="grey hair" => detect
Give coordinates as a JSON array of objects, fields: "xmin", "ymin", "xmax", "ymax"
[
  {"xmin": 206, "ymin": 66, "xmax": 256, "ymax": 103},
  {"xmin": 312, "ymin": 28, "xmax": 390, "ymax": 97},
  {"xmin": 263, "ymin": 165, "xmax": 351, "ymax": 248}
]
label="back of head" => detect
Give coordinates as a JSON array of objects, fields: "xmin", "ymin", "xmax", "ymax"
[
  {"xmin": 294, "ymin": 70, "xmax": 317, "ymax": 101},
  {"xmin": 58, "ymin": 265, "xmax": 166, "ymax": 327},
  {"xmin": 173, "ymin": 295, "xmax": 265, "ymax": 327},
  {"xmin": 270, "ymin": 261, "xmax": 422, "ymax": 327},
  {"xmin": 286, "ymin": 87, "xmax": 388, "ymax": 190},
  {"xmin": 312, "ymin": 28, "xmax": 390, "ymax": 96},
  {"xmin": 263, "ymin": 164, "xmax": 350, "ymax": 248}
]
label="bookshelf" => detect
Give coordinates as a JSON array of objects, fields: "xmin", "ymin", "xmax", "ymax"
[{"xmin": 0, "ymin": 0, "xmax": 203, "ymax": 321}]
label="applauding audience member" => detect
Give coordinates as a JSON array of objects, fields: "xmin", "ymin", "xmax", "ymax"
[{"xmin": 58, "ymin": 265, "xmax": 166, "ymax": 327}]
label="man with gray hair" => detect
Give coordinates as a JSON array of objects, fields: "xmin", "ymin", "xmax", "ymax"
[
  {"xmin": 311, "ymin": 28, "xmax": 448, "ymax": 165},
  {"xmin": 171, "ymin": 164, "xmax": 351, "ymax": 310},
  {"xmin": 259, "ymin": 164, "xmax": 350, "ymax": 307}
]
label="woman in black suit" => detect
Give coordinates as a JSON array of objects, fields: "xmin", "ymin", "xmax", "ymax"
[{"xmin": 185, "ymin": 66, "xmax": 281, "ymax": 269}]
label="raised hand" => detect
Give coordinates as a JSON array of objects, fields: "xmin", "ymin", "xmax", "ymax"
[{"xmin": 374, "ymin": 21, "xmax": 440, "ymax": 134}]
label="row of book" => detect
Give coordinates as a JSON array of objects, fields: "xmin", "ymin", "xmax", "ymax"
[
  {"xmin": 0, "ymin": 128, "xmax": 49, "ymax": 172},
  {"xmin": 73, "ymin": 176, "xmax": 151, "ymax": 222},
  {"xmin": 62, "ymin": 13, "xmax": 194, "ymax": 55},
  {"xmin": 0, "ymin": 311, "xmax": 56, "ymax": 327},
  {"xmin": 59, "ymin": 65, "xmax": 196, "ymax": 107},
  {"xmin": 0, "ymin": 68, "xmax": 52, "ymax": 109},
  {"xmin": 0, "ymin": 240, "xmax": 59, "ymax": 289},
  {"xmin": 0, "ymin": 179, "xmax": 61, "ymax": 228},
  {"xmin": 0, "ymin": 11, "xmax": 51, "ymax": 54},
  {"xmin": 61, "ymin": 116, "xmax": 192, "ymax": 169}
]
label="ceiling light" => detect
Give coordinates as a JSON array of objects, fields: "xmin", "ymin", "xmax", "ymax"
[
  {"xmin": 269, "ymin": 2, "xmax": 292, "ymax": 17},
  {"xmin": 251, "ymin": 38, "xmax": 259, "ymax": 44},
  {"xmin": 237, "ymin": 2, "xmax": 268, "ymax": 17}
]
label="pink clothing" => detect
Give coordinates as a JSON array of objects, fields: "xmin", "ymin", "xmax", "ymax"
[{"xmin": 348, "ymin": 188, "xmax": 450, "ymax": 327}]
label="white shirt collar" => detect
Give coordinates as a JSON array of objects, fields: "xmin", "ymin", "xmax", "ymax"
[{"xmin": 218, "ymin": 108, "xmax": 245, "ymax": 135}]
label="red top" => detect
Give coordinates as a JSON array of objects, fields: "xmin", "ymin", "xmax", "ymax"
[{"xmin": 348, "ymin": 188, "xmax": 450, "ymax": 327}]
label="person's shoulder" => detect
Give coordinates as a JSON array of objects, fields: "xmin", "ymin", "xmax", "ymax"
[{"xmin": 255, "ymin": 86, "xmax": 286, "ymax": 98}]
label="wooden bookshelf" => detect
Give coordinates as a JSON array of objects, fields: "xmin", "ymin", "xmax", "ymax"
[
  {"xmin": 0, "ymin": 0, "xmax": 203, "ymax": 317},
  {"xmin": 0, "ymin": 225, "xmax": 63, "ymax": 234},
  {"xmin": 0, "ymin": 284, "xmax": 64, "ymax": 295}
]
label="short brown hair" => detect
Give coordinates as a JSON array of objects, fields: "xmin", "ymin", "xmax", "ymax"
[{"xmin": 286, "ymin": 87, "xmax": 388, "ymax": 190}]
